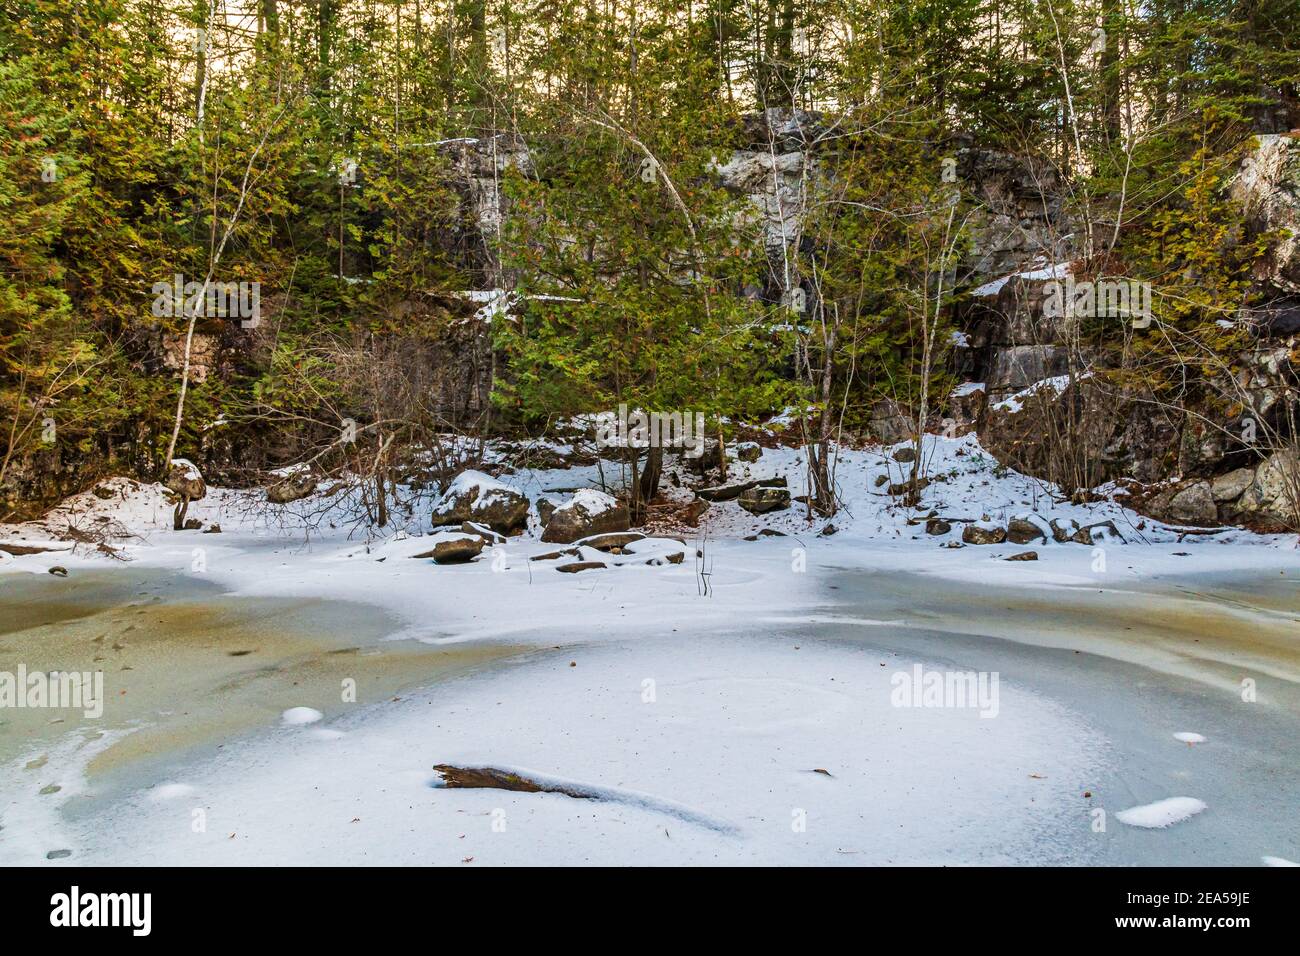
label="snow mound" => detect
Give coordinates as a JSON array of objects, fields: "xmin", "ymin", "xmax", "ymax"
[
  {"xmin": 281, "ymin": 707, "xmax": 324, "ymax": 726},
  {"xmin": 1173, "ymin": 732, "xmax": 1206, "ymax": 744},
  {"xmin": 1115, "ymin": 797, "xmax": 1207, "ymax": 828}
]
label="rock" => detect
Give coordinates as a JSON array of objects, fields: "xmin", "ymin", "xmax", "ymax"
[
  {"xmin": 202, "ymin": 523, "xmax": 222, "ymax": 534},
  {"xmin": 888, "ymin": 477, "xmax": 930, "ymax": 496},
  {"xmin": 1230, "ymin": 134, "xmax": 1300, "ymax": 291},
  {"xmin": 432, "ymin": 469, "xmax": 530, "ymax": 535},
  {"xmin": 695, "ymin": 476, "xmax": 785, "ymax": 502},
  {"xmin": 536, "ymin": 496, "xmax": 560, "ymax": 528},
  {"xmin": 45, "ymin": 849, "xmax": 72, "ymax": 860},
  {"xmin": 987, "ymin": 345, "xmax": 1070, "ymax": 392},
  {"xmin": 182, "ymin": 518, "xmax": 202, "ymax": 530},
  {"xmin": 1071, "ymin": 520, "xmax": 1123, "ymax": 545},
  {"xmin": 619, "ymin": 537, "xmax": 690, "ymax": 565},
  {"xmin": 48, "ymin": 566, "xmax": 68, "ymax": 576},
  {"xmin": 873, "ymin": 474, "xmax": 889, "ymax": 488},
  {"xmin": 267, "ymin": 468, "xmax": 318, "ymax": 504},
  {"xmin": 925, "ymin": 517, "xmax": 952, "ymax": 535},
  {"xmin": 1005, "ymin": 550, "xmax": 1039, "ymax": 561},
  {"xmin": 1049, "ymin": 517, "xmax": 1079, "ymax": 543},
  {"xmin": 1178, "ymin": 420, "xmax": 1228, "ymax": 477},
  {"xmin": 530, "ymin": 548, "xmax": 580, "ymax": 562},
  {"xmin": 891, "ymin": 446, "xmax": 917, "ymax": 464},
  {"xmin": 738, "ymin": 486, "xmax": 791, "ymax": 514},
  {"xmin": 412, "ymin": 532, "xmax": 485, "ymax": 564},
  {"xmin": 680, "ymin": 498, "xmax": 710, "ymax": 525},
  {"xmin": 734, "ymin": 441, "xmax": 762, "ymax": 463},
  {"xmin": 1007, "ymin": 515, "xmax": 1048, "ymax": 544},
  {"xmin": 867, "ymin": 398, "xmax": 913, "ymax": 444},
  {"xmin": 165, "ymin": 459, "xmax": 206, "ymax": 500},
  {"xmin": 576, "ymin": 531, "xmax": 646, "ymax": 552},
  {"xmin": 1237, "ymin": 451, "xmax": 1300, "ymax": 524},
  {"xmin": 818, "ymin": 523, "xmax": 838, "ymax": 536},
  {"xmin": 541, "ymin": 489, "xmax": 630, "ymax": 543},
  {"xmin": 1210, "ymin": 467, "xmax": 1255, "ymax": 502},
  {"xmin": 461, "ymin": 520, "xmax": 506, "ymax": 543},
  {"xmin": 962, "ymin": 522, "xmax": 1006, "ymax": 545},
  {"xmin": 557, "ymin": 561, "xmax": 606, "ymax": 573},
  {"xmin": 92, "ymin": 484, "xmax": 116, "ymax": 500},
  {"xmin": 1166, "ymin": 482, "xmax": 1218, "ymax": 526}
]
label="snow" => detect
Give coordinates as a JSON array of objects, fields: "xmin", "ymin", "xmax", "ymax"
[
  {"xmin": 2, "ymin": 430, "xmax": 1297, "ymax": 865},
  {"xmin": 556, "ymin": 488, "xmax": 617, "ymax": 515},
  {"xmin": 168, "ymin": 458, "xmax": 202, "ymax": 481},
  {"xmin": 971, "ymin": 261, "xmax": 1071, "ymax": 298},
  {"xmin": 951, "ymin": 381, "xmax": 985, "ymax": 398},
  {"xmin": 1115, "ymin": 797, "xmax": 1208, "ymax": 829},
  {"xmin": 1262, "ymin": 856, "xmax": 1299, "ymax": 866},
  {"xmin": 282, "ymin": 707, "xmax": 324, "ymax": 726},
  {"xmin": 1173, "ymin": 732, "xmax": 1206, "ymax": 744},
  {"xmin": 59, "ymin": 636, "xmax": 1103, "ymax": 865},
  {"xmin": 431, "ymin": 469, "xmax": 522, "ymax": 515},
  {"xmin": 991, "ymin": 374, "xmax": 1079, "ymax": 413}
]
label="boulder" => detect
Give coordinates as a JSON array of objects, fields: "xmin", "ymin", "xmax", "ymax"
[
  {"xmin": 432, "ymin": 469, "xmax": 530, "ymax": 535},
  {"xmin": 541, "ymin": 490, "xmax": 631, "ymax": 543},
  {"xmin": 531, "ymin": 547, "xmax": 580, "ymax": 562},
  {"xmin": 925, "ymin": 517, "xmax": 952, "ymax": 535},
  {"xmin": 867, "ymin": 399, "xmax": 913, "ymax": 444},
  {"xmin": 737, "ymin": 486, "xmax": 791, "ymax": 514},
  {"xmin": 1071, "ymin": 520, "xmax": 1124, "ymax": 545},
  {"xmin": 536, "ymin": 496, "xmax": 561, "ymax": 528},
  {"xmin": 1049, "ymin": 517, "xmax": 1079, "ymax": 543},
  {"xmin": 734, "ymin": 441, "xmax": 762, "ymax": 463},
  {"xmin": 962, "ymin": 522, "xmax": 1006, "ymax": 545},
  {"xmin": 576, "ymin": 531, "xmax": 646, "ymax": 552},
  {"xmin": 1237, "ymin": 451, "xmax": 1300, "ymax": 524},
  {"xmin": 412, "ymin": 531, "xmax": 485, "ymax": 564},
  {"xmin": 1007, "ymin": 515, "xmax": 1048, "ymax": 544},
  {"xmin": 696, "ymin": 476, "xmax": 786, "ymax": 502},
  {"xmin": 267, "ymin": 467, "xmax": 317, "ymax": 504},
  {"xmin": 891, "ymin": 446, "xmax": 917, "ymax": 464},
  {"xmin": 1166, "ymin": 482, "xmax": 1217, "ymax": 526},
  {"xmin": 1211, "ymin": 467, "xmax": 1255, "ymax": 502},
  {"xmin": 888, "ymin": 477, "xmax": 930, "ymax": 496},
  {"xmin": 680, "ymin": 498, "xmax": 710, "ymax": 525},
  {"xmin": 165, "ymin": 459, "xmax": 206, "ymax": 500},
  {"xmin": 1005, "ymin": 550, "xmax": 1039, "ymax": 561},
  {"xmin": 557, "ymin": 561, "xmax": 606, "ymax": 573}
]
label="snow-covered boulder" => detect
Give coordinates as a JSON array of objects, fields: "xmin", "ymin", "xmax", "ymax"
[
  {"xmin": 1007, "ymin": 514, "xmax": 1049, "ymax": 544},
  {"xmin": 431, "ymin": 469, "xmax": 530, "ymax": 535},
  {"xmin": 412, "ymin": 531, "xmax": 486, "ymax": 564},
  {"xmin": 541, "ymin": 490, "xmax": 630, "ymax": 544},
  {"xmin": 267, "ymin": 464, "xmax": 318, "ymax": 504},
  {"xmin": 165, "ymin": 459, "xmax": 206, "ymax": 500},
  {"xmin": 1049, "ymin": 517, "xmax": 1079, "ymax": 543},
  {"xmin": 962, "ymin": 520, "xmax": 1006, "ymax": 545}
]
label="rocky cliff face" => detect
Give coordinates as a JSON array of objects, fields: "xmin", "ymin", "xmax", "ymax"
[{"xmin": 963, "ymin": 133, "xmax": 1300, "ymax": 529}]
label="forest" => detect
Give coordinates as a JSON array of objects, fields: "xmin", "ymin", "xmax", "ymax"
[{"xmin": 2, "ymin": 0, "xmax": 1298, "ymax": 528}]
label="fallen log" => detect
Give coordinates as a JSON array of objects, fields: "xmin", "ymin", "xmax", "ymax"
[{"xmin": 432, "ymin": 764, "xmax": 595, "ymax": 799}]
